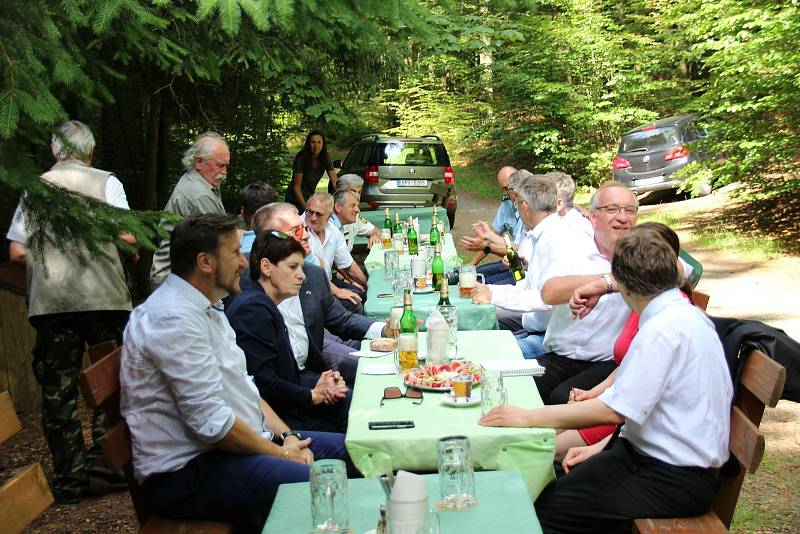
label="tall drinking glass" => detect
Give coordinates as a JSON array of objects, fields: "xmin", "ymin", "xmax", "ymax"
[
  {"xmin": 385, "ymin": 250, "xmax": 400, "ymax": 280},
  {"xmin": 479, "ymin": 367, "xmax": 508, "ymax": 416},
  {"xmin": 458, "ymin": 265, "xmax": 485, "ymax": 298},
  {"xmin": 436, "ymin": 436, "xmax": 478, "ymax": 510},
  {"xmin": 435, "ymin": 305, "xmax": 458, "ymax": 360},
  {"xmin": 310, "ymin": 459, "xmax": 349, "ymax": 533}
]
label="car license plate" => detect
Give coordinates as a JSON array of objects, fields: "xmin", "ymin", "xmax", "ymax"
[
  {"xmin": 397, "ymin": 179, "xmax": 427, "ymax": 187},
  {"xmin": 634, "ymin": 176, "xmax": 665, "ymax": 186}
]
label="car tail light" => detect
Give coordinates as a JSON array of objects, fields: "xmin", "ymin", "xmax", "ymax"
[
  {"xmin": 664, "ymin": 145, "xmax": 689, "ymax": 161},
  {"xmin": 642, "ymin": 124, "xmax": 656, "ymax": 131},
  {"xmin": 612, "ymin": 157, "xmax": 631, "ymax": 170},
  {"xmin": 365, "ymin": 165, "xmax": 379, "ymax": 183},
  {"xmin": 444, "ymin": 166, "xmax": 455, "ymax": 185},
  {"xmin": 367, "ymin": 201, "xmax": 380, "ymax": 209}
]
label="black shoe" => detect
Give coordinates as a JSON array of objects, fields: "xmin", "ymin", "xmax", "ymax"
[
  {"xmin": 88, "ymin": 474, "xmax": 128, "ymax": 495},
  {"xmin": 87, "ymin": 465, "xmax": 127, "ymax": 485},
  {"xmin": 54, "ymin": 488, "xmax": 85, "ymax": 505}
]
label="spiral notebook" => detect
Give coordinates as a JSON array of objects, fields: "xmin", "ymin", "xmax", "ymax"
[{"xmin": 481, "ymin": 359, "xmax": 546, "ymax": 377}]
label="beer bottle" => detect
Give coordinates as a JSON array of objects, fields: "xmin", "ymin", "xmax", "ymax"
[
  {"xmin": 429, "ymin": 210, "xmax": 441, "ymax": 246},
  {"xmin": 393, "ymin": 212, "xmax": 403, "ymax": 235},
  {"xmin": 406, "ymin": 216, "xmax": 418, "ymax": 255},
  {"xmin": 381, "ymin": 208, "xmax": 393, "ymax": 248},
  {"xmin": 398, "ymin": 289, "xmax": 418, "ymax": 372},
  {"xmin": 437, "ymin": 273, "xmax": 451, "ymax": 306},
  {"xmin": 504, "ymin": 231, "xmax": 525, "ymax": 282},
  {"xmin": 431, "ymin": 242, "xmax": 444, "ymax": 291}
]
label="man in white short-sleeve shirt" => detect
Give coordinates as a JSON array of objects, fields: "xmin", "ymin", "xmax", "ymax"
[{"xmin": 480, "ymin": 227, "xmax": 732, "ymax": 533}]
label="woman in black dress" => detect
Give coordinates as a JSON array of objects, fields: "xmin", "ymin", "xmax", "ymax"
[{"xmin": 284, "ymin": 130, "xmax": 338, "ymax": 211}]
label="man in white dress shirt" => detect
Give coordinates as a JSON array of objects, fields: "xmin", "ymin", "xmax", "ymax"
[
  {"xmin": 532, "ymin": 182, "xmax": 639, "ymax": 404},
  {"xmin": 481, "ymin": 226, "xmax": 732, "ymax": 533},
  {"xmin": 120, "ymin": 213, "xmax": 355, "ymax": 532}
]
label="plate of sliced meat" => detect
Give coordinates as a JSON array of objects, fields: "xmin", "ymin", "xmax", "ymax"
[{"xmin": 403, "ymin": 360, "xmax": 481, "ymax": 391}]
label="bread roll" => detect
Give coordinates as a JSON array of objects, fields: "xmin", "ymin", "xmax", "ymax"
[{"xmin": 370, "ymin": 338, "xmax": 398, "ymax": 352}]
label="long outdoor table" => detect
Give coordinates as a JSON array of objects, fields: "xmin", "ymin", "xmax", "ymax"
[
  {"xmin": 356, "ymin": 206, "xmax": 451, "ymax": 246},
  {"xmin": 263, "ymin": 470, "xmax": 543, "ymax": 534},
  {"xmin": 363, "ymin": 270, "xmax": 498, "ymax": 331},
  {"xmin": 363, "ymin": 232, "xmax": 462, "ymax": 272},
  {"xmin": 345, "ymin": 330, "xmax": 556, "ymax": 500}
]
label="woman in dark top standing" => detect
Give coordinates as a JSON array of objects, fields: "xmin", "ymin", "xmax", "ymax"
[
  {"xmin": 284, "ymin": 130, "xmax": 338, "ymax": 211},
  {"xmin": 226, "ymin": 230, "xmax": 351, "ymax": 433}
]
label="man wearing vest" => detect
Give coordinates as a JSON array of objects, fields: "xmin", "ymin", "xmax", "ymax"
[
  {"xmin": 149, "ymin": 131, "xmax": 229, "ymax": 288},
  {"xmin": 6, "ymin": 120, "xmax": 137, "ymax": 503}
]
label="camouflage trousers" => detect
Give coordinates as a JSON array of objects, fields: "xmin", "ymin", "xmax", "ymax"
[{"xmin": 30, "ymin": 310, "xmax": 129, "ymax": 500}]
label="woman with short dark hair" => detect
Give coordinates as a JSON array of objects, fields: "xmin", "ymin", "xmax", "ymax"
[{"xmin": 226, "ymin": 230, "xmax": 351, "ymax": 433}]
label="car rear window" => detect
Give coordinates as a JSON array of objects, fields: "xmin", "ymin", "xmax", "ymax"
[
  {"xmin": 620, "ymin": 127, "xmax": 681, "ymax": 152},
  {"xmin": 378, "ymin": 142, "xmax": 447, "ymax": 166}
]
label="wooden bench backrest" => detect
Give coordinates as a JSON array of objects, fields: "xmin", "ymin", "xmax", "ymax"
[
  {"xmin": 712, "ymin": 349, "xmax": 786, "ymax": 527},
  {"xmin": 0, "ymin": 391, "xmax": 54, "ymax": 533},
  {"xmin": 692, "ymin": 290, "xmax": 710, "ymax": 311}
]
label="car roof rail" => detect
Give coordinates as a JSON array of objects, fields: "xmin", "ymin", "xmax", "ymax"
[
  {"xmin": 360, "ymin": 133, "xmax": 384, "ymax": 141},
  {"xmin": 420, "ymin": 135, "xmax": 442, "ymax": 141}
]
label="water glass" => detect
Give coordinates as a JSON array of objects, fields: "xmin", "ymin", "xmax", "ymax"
[
  {"xmin": 435, "ymin": 305, "xmax": 458, "ymax": 359},
  {"xmin": 480, "ymin": 367, "xmax": 508, "ymax": 416},
  {"xmin": 436, "ymin": 436, "xmax": 478, "ymax": 510},
  {"xmin": 393, "ymin": 268, "xmax": 412, "ymax": 304},
  {"xmin": 385, "ymin": 250, "xmax": 400, "ymax": 280},
  {"xmin": 310, "ymin": 459, "xmax": 349, "ymax": 533},
  {"xmin": 393, "ymin": 233, "xmax": 405, "ymax": 254}
]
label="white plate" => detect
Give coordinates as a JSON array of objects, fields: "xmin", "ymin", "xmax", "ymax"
[
  {"xmin": 413, "ymin": 287, "xmax": 435, "ymax": 294},
  {"xmin": 350, "ymin": 349, "xmax": 392, "ymax": 358},
  {"xmin": 441, "ymin": 392, "xmax": 481, "ymax": 407}
]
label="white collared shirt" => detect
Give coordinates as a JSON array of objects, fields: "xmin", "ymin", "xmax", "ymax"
[
  {"xmin": 303, "ymin": 215, "xmax": 354, "ymax": 278},
  {"xmin": 539, "ymin": 225, "xmax": 629, "ymax": 361},
  {"xmin": 278, "ymin": 296, "xmax": 310, "ymax": 370},
  {"xmin": 120, "ymin": 274, "xmax": 272, "ymax": 482},
  {"xmin": 489, "ymin": 213, "xmax": 562, "ymax": 316},
  {"xmin": 599, "ymin": 289, "xmax": 732, "ymax": 468}
]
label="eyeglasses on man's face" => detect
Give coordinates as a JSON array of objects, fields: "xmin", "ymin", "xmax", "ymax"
[
  {"xmin": 380, "ymin": 386, "xmax": 423, "ymax": 407},
  {"xmin": 306, "ymin": 209, "xmax": 330, "ymax": 219},
  {"xmin": 595, "ymin": 204, "xmax": 638, "ymax": 216},
  {"xmin": 286, "ymin": 223, "xmax": 309, "ymax": 240}
]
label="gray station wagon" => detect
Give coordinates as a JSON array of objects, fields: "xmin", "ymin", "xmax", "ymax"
[
  {"xmin": 613, "ymin": 114, "xmax": 710, "ymax": 195},
  {"xmin": 334, "ymin": 134, "xmax": 458, "ymax": 226}
]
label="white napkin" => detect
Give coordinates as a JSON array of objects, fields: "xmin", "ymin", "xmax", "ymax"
[
  {"xmin": 349, "ymin": 349, "xmax": 391, "ymax": 358},
  {"xmin": 390, "ymin": 470, "xmax": 427, "ymax": 503},
  {"xmin": 360, "ymin": 363, "xmax": 398, "ymax": 375},
  {"xmin": 425, "ymin": 310, "xmax": 449, "ymax": 363}
]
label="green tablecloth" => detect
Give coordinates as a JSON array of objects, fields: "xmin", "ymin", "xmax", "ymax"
[
  {"xmin": 357, "ymin": 207, "xmax": 452, "ymax": 246},
  {"xmin": 364, "ymin": 270, "xmax": 497, "ymax": 331},
  {"xmin": 364, "ymin": 233, "xmax": 462, "ymax": 272},
  {"xmin": 264, "ymin": 470, "xmax": 542, "ymax": 534},
  {"xmin": 345, "ymin": 330, "xmax": 556, "ymax": 500}
]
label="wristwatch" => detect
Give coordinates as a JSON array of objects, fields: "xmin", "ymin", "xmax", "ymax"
[
  {"xmin": 281, "ymin": 430, "xmax": 303, "ymax": 443},
  {"xmin": 483, "ymin": 242, "xmax": 491, "ymax": 255},
  {"xmin": 601, "ymin": 273, "xmax": 614, "ymax": 294}
]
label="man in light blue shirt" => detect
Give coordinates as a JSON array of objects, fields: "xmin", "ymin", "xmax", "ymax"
[
  {"xmin": 238, "ymin": 181, "xmax": 276, "ymax": 257},
  {"xmin": 121, "ymin": 213, "xmax": 356, "ymax": 532}
]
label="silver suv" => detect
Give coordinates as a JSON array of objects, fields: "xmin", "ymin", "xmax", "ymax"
[
  {"xmin": 334, "ymin": 134, "xmax": 458, "ymax": 226},
  {"xmin": 613, "ymin": 114, "xmax": 709, "ymax": 195}
]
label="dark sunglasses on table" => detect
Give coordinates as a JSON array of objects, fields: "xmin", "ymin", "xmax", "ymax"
[{"xmin": 380, "ymin": 386, "xmax": 423, "ymax": 407}]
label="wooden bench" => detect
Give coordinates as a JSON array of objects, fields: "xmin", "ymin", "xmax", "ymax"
[
  {"xmin": 80, "ymin": 342, "xmax": 233, "ymax": 534},
  {"xmin": 0, "ymin": 391, "xmax": 54, "ymax": 533},
  {"xmin": 633, "ymin": 348, "xmax": 787, "ymax": 533}
]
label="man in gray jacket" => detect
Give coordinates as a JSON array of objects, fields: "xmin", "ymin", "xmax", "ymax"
[{"xmin": 150, "ymin": 132, "xmax": 228, "ymax": 288}]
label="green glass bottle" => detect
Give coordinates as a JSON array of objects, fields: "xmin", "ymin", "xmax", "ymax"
[
  {"xmin": 398, "ymin": 290, "xmax": 418, "ymax": 372},
  {"xmin": 437, "ymin": 270, "xmax": 451, "ymax": 306},
  {"xmin": 384, "ymin": 207, "xmax": 392, "ymax": 233},
  {"xmin": 406, "ymin": 216, "xmax": 418, "ymax": 255},
  {"xmin": 503, "ymin": 231, "xmax": 525, "ymax": 282},
  {"xmin": 393, "ymin": 212, "xmax": 403, "ymax": 235},
  {"xmin": 431, "ymin": 242, "xmax": 444, "ymax": 290},
  {"xmin": 429, "ymin": 209, "xmax": 441, "ymax": 247}
]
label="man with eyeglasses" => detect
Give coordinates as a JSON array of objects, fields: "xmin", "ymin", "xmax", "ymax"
[
  {"xmin": 251, "ymin": 203, "xmax": 388, "ymax": 384},
  {"xmin": 531, "ymin": 181, "xmax": 639, "ymax": 405},
  {"xmin": 303, "ymin": 192, "xmax": 368, "ymax": 313}
]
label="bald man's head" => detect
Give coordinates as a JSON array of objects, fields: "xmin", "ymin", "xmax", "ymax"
[{"xmin": 496, "ymin": 166, "xmax": 517, "ymax": 189}]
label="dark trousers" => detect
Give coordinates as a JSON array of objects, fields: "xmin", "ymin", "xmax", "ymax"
[
  {"xmin": 536, "ymin": 438, "xmax": 719, "ymax": 533},
  {"xmin": 279, "ymin": 371, "xmax": 352, "ymax": 433},
  {"xmin": 332, "ymin": 277, "xmax": 365, "ymax": 315},
  {"xmin": 144, "ymin": 432, "xmax": 358, "ymax": 534},
  {"xmin": 30, "ymin": 310, "xmax": 129, "ymax": 499},
  {"xmin": 322, "ymin": 330, "xmax": 361, "ymax": 384},
  {"xmin": 478, "ymin": 261, "xmax": 515, "ymax": 285},
  {"xmin": 534, "ymin": 353, "xmax": 616, "ymax": 405}
]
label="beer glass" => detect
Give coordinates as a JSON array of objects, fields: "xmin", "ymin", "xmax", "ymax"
[
  {"xmin": 458, "ymin": 265, "xmax": 484, "ymax": 298},
  {"xmin": 310, "ymin": 459, "xmax": 349, "ymax": 533},
  {"xmin": 480, "ymin": 367, "xmax": 508, "ymax": 416},
  {"xmin": 385, "ymin": 250, "xmax": 400, "ymax": 280},
  {"xmin": 436, "ymin": 436, "xmax": 478, "ymax": 510},
  {"xmin": 393, "ymin": 233, "xmax": 405, "ymax": 254},
  {"xmin": 389, "ymin": 305, "xmax": 404, "ymax": 339},
  {"xmin": 435, "ymin": 305, "xmax": 458, "ymax": 359},
  {"xmin": 382, "ymin": 228, "xmax": 393, "ymax": 249}
]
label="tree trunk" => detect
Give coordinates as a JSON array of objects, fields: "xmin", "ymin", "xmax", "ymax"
[{"xmin": 143, "ymin": 89, "xmax": 162, "ymax": 211}]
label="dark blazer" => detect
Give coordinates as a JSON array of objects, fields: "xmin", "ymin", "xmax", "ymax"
[
  {"xmin": 225, "ymin": 283, "xmax": 315, "ymax": 417},
  {"xmin": 299, "ymin": 262, "xmax": 375, "ymax": 363}
]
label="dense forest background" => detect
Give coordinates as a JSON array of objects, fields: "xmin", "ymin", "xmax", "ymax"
[{"xmin": 1, "ymin": 0, "xmax": 798, "ymax": 265}]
